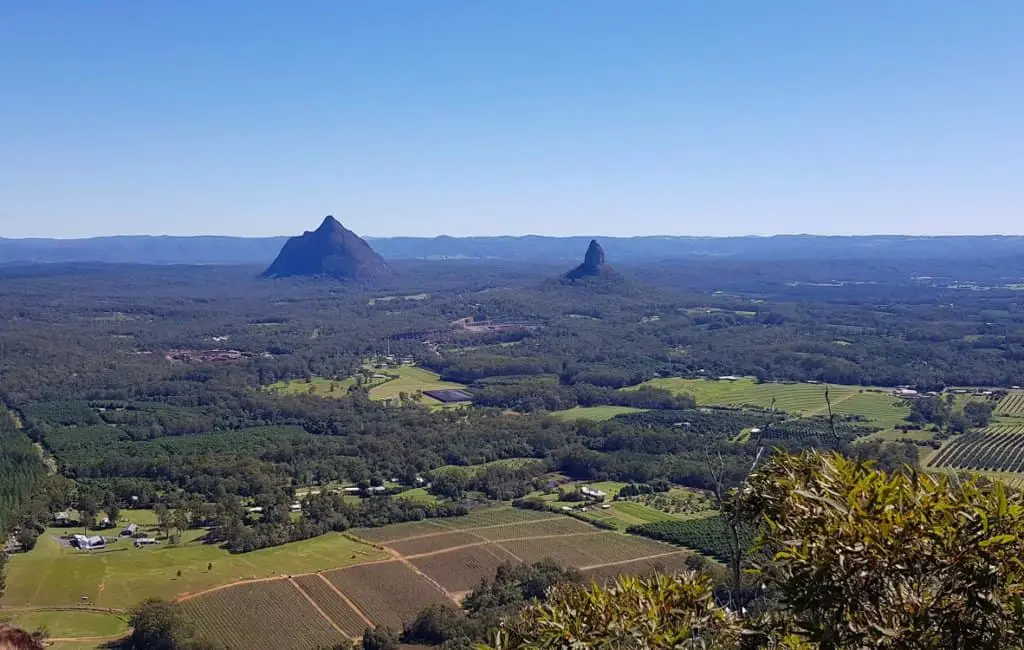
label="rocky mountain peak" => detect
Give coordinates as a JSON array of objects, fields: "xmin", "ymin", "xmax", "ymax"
[
  {"xmin": 263, "ymin": 216, "xmax": 391, "ymax": 280},
  {"xmin": 565, "ymin": 239, "xmax": 610, "ymax": 281}
]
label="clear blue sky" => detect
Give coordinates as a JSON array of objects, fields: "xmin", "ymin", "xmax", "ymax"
[{"xmin": 2, "ymin": 2, "xmax": 1022, "ymax": 238}]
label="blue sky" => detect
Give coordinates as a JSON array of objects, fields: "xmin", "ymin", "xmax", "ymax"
[{"xmin": 2, "ymin": 2, "xmax": 1022, "ymax": 238}]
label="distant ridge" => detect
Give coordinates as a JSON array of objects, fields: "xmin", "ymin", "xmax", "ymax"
[
  {"xmin": 2, "ymin": 234, "xmax": 1024, "ymax": 265},
  {"xmin": 263, "ymin": 216, "xmax": 391, "ymax": 279}
]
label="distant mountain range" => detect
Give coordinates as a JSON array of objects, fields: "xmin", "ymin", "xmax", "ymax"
[{"xmin": 2, "ymin": 233, "xmax": 1024, "ymax": 265}]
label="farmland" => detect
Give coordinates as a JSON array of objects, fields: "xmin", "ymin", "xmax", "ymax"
[
  {"xmin": 267, "ymin": 375, "xmax": 357, "ymax": 396},
  {"xmin": 410, "ymin": 544, "xmax": 520, "ymax": 592},
  {"xmin": 549, "ymin": 405, "xmax": 645, "ymax": 421},
  {"xmin": 2, "ymin": 522, "xmax": 384, "ymax": 610},
  {"xmin": 293, "ymin": 574, "xmax": 370, "ymax": 638},
  {"xmin": 268, "ymin": 364, "xmax": 460, "ymax": 404},
  {"xmin": 0, "ymin": 610, "xmax": 128, "ymax": 641},
  {"xmin": 180, "ymin": 579, "xmax": 348, "ymax": 650},
  {"xmin": 180, "ymin": 507, "xmax": 692, "ymax": 648},
  {"xmin": 633, "ymin": 377, "xmax": 911, "ymax": 432},
  {"xmin": 324, "ymin": 562, "xmax": 453, "ymax": 629},
  {"xmin": 928, "ymin": 423, "xmax": 1024, "ymax": 473},
  {"xmin": 522, "ymin": 480, "xmax": 706, "ymax": 530},
  {"xmin": 996, "ymin": 391, "xmax": 1024, "ymax": 418},
  {"xmin": 367, "ymin": 366, "xmax": 469, "ymax": 405},
  {"xmin": 628, "ymin": 515, "xmax": 754, "ymax": 564}
]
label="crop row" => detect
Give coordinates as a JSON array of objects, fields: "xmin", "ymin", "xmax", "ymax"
[
  {"xmin": 929, "ymin": 428, "xmax": 1024, "ymax": 473},
  {"xmin": 180, "ymin": 580, "xmax": 346, "ymax": 650},
  {"xmin": 996, "ymin": 392, "xmax": 1024, "ymax": 417},
  {"xmin": 627, "ymin": 516, "xmax": 753, "ymax": 563}
]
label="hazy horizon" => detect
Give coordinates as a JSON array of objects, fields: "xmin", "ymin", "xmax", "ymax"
[
  {"xmin": 3, "ymin": 2, "xmax": 1022, "ymax": 238},
  {"xmin": 5, "ymin": 228, "xmax": 1024, "ymax": 241}
]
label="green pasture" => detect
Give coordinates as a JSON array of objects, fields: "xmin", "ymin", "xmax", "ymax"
[
  {"xmin": 2, "ymin": 516, "xmax": 385, "ymax": 611},
  {"xmin": 431, "ymin": 458, "xmax": 545, "ymax": 478},
  {"xmin": 268, "ymin": 365, "xmax": 461, "ymax": 406},
  {"xmin": 394, "ymin": 487, "xmax": 439, "ymax": 504},
  {"xmin": 367, "ymin": 366, "xmax": 467, "ymax": 404},
  {"xmin": 2, "ymin": 610, "xmax": 128, "ymax": 641},
  {"xmin": 526, "ymin": 480, "xmax": 689, "ymax": 530},
  {"xmin": 267, "ymin": 376, "xmax": 357, "ymax": 397},
  {"xmin": 632, "ymin": 377, "xmax": 910, "ymax": 430},
  {"xmin": 549, "ymin": 406, "xmax": 644, "ymax": 421}
]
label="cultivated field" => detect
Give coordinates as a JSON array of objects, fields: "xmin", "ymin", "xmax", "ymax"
[
  {"xmin": 0, "ymin": 512, "xmax": 385, "ymax": 647},
  {"xmin": 324, "ymin": 561, "xmax": 452, "ymax": 629},
  {"xmin": 996, "ymin": 391, "xmax": 1024, "ymax": 418},
  {"xmin": 180, "ymin": 579, "xmax": 348, "ymax": 650},
  {"xmin": 410, "ymin": 544, "xmax": 520, "ymax": 593},
  {"xmin": 351, "ymin": 519, "xmax": 451, "ymax": 543},
  {"xmin": 180, "ymin": 506, "xmax": 692, "ymax": 649},
  {"xmin": 582, "ymin": 552, "xmax": 696, "ymax": 583},
  {"xmin": 928, "ymin": 423, "xmax": 1024, "ymax": 473},
  {"xmin": 634, "ymin": 377, "xmax": 910, "ymax": 429},
  {"xmin": 293, "ymin": 574, "xmax": 371, "ymax": 638},
  {"xmin": 387, "ymin": 531, "xmax": 481, "ymax": 556},
  {"xmin": 549, "ymin": 405, "xmax": 644, "ymax": 421}
]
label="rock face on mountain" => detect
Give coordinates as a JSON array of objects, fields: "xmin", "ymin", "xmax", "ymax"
[
  {"xmin": 565, "ymin": 239, "xmax": 611, "ymax": 281},
  {"xmin": 263, "ymin": 216, "xmax": 390, "ymax": 279}
]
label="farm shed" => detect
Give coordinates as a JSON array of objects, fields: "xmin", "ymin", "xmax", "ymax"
[
  {"xmin": 422, "ymin": 389, "xmax": 474, "ymax": 403},
  {"xmin": 121, "ymin": 523, "xmax": 138, "ymax": 536}
]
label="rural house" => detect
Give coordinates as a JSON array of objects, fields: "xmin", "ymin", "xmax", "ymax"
[{"xmin": 580, "ymin": 486, "xmax": 607, "ymax": 500}]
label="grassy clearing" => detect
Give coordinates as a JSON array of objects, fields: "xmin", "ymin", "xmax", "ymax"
[
  {"xmin": 269, "ymin": 365, "xmax": 464, "ymax": 406},
  {"xmin": 633, "ymin": 377, "xmax": 909, "ymax": 430},
  {"xmin": 3, "ymin": 610, "xmax": 129, "ymax": 640},
  {"xmin": 525, "ymin": 480, "xmax": 689, "ymax": 530},
  {"xmin": 367, "ymin": 366, "xmax": 467, "ymax": 404},
  {"xmin": 2, "ymin": 516, "xmax": 385, "ymax": 611},
  {"xmin": 267, "ymin": 376, "xmax": 357, "ymax": 396},
  {"xmin": 368, "ymin": 293, "xmax": 429, "ymax": 305},
  {"xmin": 429, "ymin": 458, "xmax": 545, "ymax": 478},
  {"xmin": 549, "ymin": 405, "xmax": 644, "ymax": 421},
  {"xmin": 394, "ymin": 487, "xmax": 438, "ymax": 504},
  {"xmin": 567, "ymin": 501, "xmax": 675, "ymax": 530}
]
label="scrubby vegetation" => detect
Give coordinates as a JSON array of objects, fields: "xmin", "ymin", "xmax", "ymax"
[{"xmin": 485, "ymin": 451, "xmax": 1024, "ymax": 649}]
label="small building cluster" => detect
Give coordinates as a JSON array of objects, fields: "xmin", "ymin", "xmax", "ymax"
[
  {"xmin": 580, "ymin": 486, "xmax": 607, "ymax": 500},
  {"xmin": 71, "ymin": 534, "xmax": 105, "ymax": 550}
]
